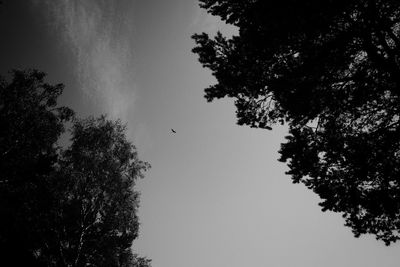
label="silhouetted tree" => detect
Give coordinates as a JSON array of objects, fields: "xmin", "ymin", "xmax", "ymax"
[
  {"xmin": 0, "ymin": 70, "xmax": 151, "ymax": 266},
  {"xmin": 0, "ymin": 69, "xmax": 74, "ymax": 265},
  {"xmin": 193, "ymin": 0, "xmax": 400, "ymax": 245}
]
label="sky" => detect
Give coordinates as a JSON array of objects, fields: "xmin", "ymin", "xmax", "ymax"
[{"xmin": 1, "ymin": 1, "xmax": 400, "ymax": 267}]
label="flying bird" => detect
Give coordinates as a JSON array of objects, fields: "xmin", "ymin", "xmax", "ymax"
[{"xmin": 171, "ymin": 128, "xmax": 176, "ymax": 133}]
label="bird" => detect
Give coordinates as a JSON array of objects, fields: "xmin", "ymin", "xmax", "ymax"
[{"xmin": 171, "ymin": 128, "xmax": 176, "ymax": 133}]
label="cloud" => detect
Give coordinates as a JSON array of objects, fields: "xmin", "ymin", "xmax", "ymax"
[{"xmin": 36, "ymin": 0, "xmax": 136, "ymax": 121}]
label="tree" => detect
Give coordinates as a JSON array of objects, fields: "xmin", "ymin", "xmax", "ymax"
[
  {"xmin": 193, "ymin": 0, "xmax": 400, "ymax": 245},
  {"xmin": 0, "ymin": 70, "xmax": 151, "ymax": 266},
  {"xmin": 0, "ymin": 69, "xmax": 74, "ymax": 265},
  {"xmin": 44, "ymin": 116, "xmax": 150, "ymax": 267}
]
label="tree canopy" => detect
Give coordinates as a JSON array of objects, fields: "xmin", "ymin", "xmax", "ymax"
[
  {"xmin": 49, "ymin": 116, "xmax": 150, "ymax": 266},
  {"xmin": 193, "ymin": 0, "xmax": 400, "ymax": 245},
  {"xmin": 0, "ymin": 70, "xmax": 151, "ymax": 266},
  {"xmin": 0, "ymin": 69, "xmax": 74, "ymax": 265}
]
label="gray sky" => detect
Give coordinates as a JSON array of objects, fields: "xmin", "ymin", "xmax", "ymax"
[{"xmin": 1, "ymin": 1, "xmax": 400, "ymax": 266}]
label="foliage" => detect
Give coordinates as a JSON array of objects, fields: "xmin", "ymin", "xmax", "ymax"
[
  {"xmin": 193, "ymin": 0, "xmax": 400, "ymax": 245},
  {"xmin": 0, "ymin": 69, "xmax": 74, "ymax": 265},
  {"xmin": 46, "ymin": 116, "xmax": 150, "ymax": 266},
  {"xmin": 0, "ymin": 70, "xmax": 151, "ymax": 266}
]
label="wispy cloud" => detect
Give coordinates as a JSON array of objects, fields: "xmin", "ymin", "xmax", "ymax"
[{"xmin": 36, "ymin": 0, "xmax": 136, "ymax": 121}]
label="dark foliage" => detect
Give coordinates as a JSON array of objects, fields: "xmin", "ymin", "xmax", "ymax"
[
  {"xmin": 193, "ymin": 0, "xmax": 400, "ymax": 245},
  {"xmin": 0, "ymin": 70, "xmax": 151, "ymax": 266},
  {"xmin": 0, "ymin": 69, "xmax": 74, "ymax": 265}
]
